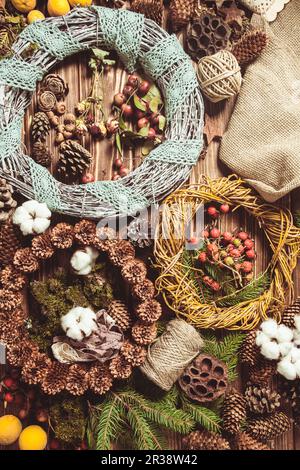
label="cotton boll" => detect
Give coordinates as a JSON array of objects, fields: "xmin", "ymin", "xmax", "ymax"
[
  {"xmin": 85, "ymin": 246, "xmax": 99, "ymax": 261},
  {"xmin": 22, "ymin": 199, "xmax": 40, "ymax": 214},
  {"xmin": 261, "ymin": 319, "xmax": 278, "ymax": 339},
  {"xmin": 71, "ymin": 250, "xmax": 92, "ymax": 272},
  {"xmin": 278, "ymin": 342, "xmax": 293, "ymax": 357},
  {"xmin": 261, "ymin": 340, "xmax": 280, "ymax": 360},
  {"xmin": 32, "ymin": 217, "xmax": 51, "ymax": 234},
  {"xmin": 77, "ymin": 265, "xmax": 93, "ymax": 276},
  {"xmin": 294, "ymin": 315, "xmax": 300, "ymax": 332},
  {"xmin": 277, "ymin": 358, "xmax": 297, "ymax": 380},
  {"xmin": 61, "ymin": 307, "xmax": 97, "ymax": 341},
  {"xmin": 34, "ymin": 202, "xmax": 51, "ymax": 219},
  {"xmin": 256, "ymin": 331, "xmax": 270, "ymax": 347},
  {"xmin": 290, "ymin": 347, "xmax": 300, "ymax": 362},
  {"xmin": 19, "ymin": 219, "xmax": 34, "ymax": 236},
  {"xmin": 12, "ymin": 206, "xmax": 32, "ymax": 224},
  {"xmin": 293, "ymin": 329, "xmax": 300, "ymax": 346},
  {"xmin": 277, "ymin": 324, "xmax": 294, "ymax": 343},
  {"xmin": 294, "ymin": 360, "xmax": 300, "ymax": 377}
]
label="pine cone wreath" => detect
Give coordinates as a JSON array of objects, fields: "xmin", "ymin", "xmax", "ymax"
[
  {"xmin": 0, "ymin": 289, "xmax": 22, "ymax": 313},
  {"xmin": 222, "ymin": 390, "xmax": 247, "ymax": 435},
  {"xmin": 30, "ymin": 112, "xmax": 50, "ymax": 142},
  {"xmin": 249, "ymin": 357, "xmax": 276, "ymax": 385},
  {"xmin": 132, "ymin": 321, "xmax": 157, "ymax": 345},
  {"xmin": 135, "ymin": 299, "xmax": 162, "ymax": 323},
  {"xmin": 0, "ymin": 179, "xmax": 17, "ymax": 223},
  {"xmin": 65, "ymin": 364, "xmax": 89, "ymax": 396},
  {"xmin": 31, "ymin": 232, "xmax": 55, "ymax": 260},
  {"xmin": 120, "ymin": 340, "xmax": 147, "ymax": 367},
  {"xmin": 183, "ymin": 430, "xmax": 230, "ymax": 450},
  {"xmin": 74, "ymin": 219, "xmax": 96, "ymax": 246},
  {"xmin": 58, "ymin": 140, "xmax": 92, "ymax": 178},
  {"xmin": 281, "ymin": 298, "xmax": 300, "ymax": 328},
  {"xmin": 247, "ymin": 412, "xmax": 291, "ymax": 441},
  {"xmin": 0, "ymin": 220, "xmax": 23, "ymax": 265},
  {"xmin": 50, "ymin": 222, "xmax": 75, "ymax": 249},
  {"xmin": 13, "ymin": 247, "xmax": 39, "ymax": 273},
  {"xmin": 131, "ymin": 0, "xmax": 163, "ymax": 25},
  {"xmin": 107, "ymin": 240, "xmax": 135, "ymax": 267},
  {"xmin": 121, "ymin": 258, "xmax": 147, "ymax": 285},
  {"xmin": 42, "ymin": 74, "xmax": 68, "ymax": 99},
  {"xmin": 109, "ymin": 355, "xmax": 132, "ymax": 379},
  {"xmin": 88, "ymin": 364, "xmax": 113, "ymax": 395},
  {"xmin": 41, "ymin": 362, "xmax": 69, "ymax": 395},
  {"xmin": 240, "ymin": 330, "xmax": 259, "ymax": 366},
  {"xmin": 32, "ymin": 140, "xmax": 52, "ymax": 167},
  {"xmin": 232, "ymin": 30, "xmax": 268, "ymax": 66},
  {"xmin": 21, "ymin": 352, "xmax": 52, "ymax": 385},
  {"xmin": 170, "ymin": 0, "xmax": 196, "ymax": 32},
  {"xmin": 0, "ymin": 265, "xmax": 26, "ymax": 292},
  {"xmin": 233, "ymin": 432, "xmax": 270, "ymax": 450},
  {"xmin": 107, "ymin": 300, "xmax": 132, "ymax": 331},
  {"xmin": 245, "ymin": 383, "xmax": 280, "ymax": 415},
  {"xmin": 131, "ymin": 278, "xmax": 155, "ymax": 301}
]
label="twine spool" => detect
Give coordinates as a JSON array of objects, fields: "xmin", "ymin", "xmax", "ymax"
[
  {"xmin": 140, "ymin": 319, "xmax": 204, "ymax": 391},
  {"xmin": 197, "ymin": 50, "xmax": 242, "ymax": 103}
]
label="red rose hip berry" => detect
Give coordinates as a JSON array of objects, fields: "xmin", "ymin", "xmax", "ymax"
[
  {"xmin": 244, "ymin": 239, "xmax": 254, "ymax": 249},
  {"xmin": 210, "ymin": 228, "xmax": 220, "ymax": 239},
  {"xmin": 127, "ymin": 74, "xmax": 139, "ymax": 87},
  {"xmin": 220, "ymin": 203, "xmax": 230, "ymax": 214},
  {"xmin": 238, "ymin": 231, "xmax": 249, "ymax": 241},
  {"xmin": 121, "ymin": 103, "xmax": 134, "ymax": 118},
  {"xmin": 207, "ymin": 206, "xmax": 219, "ymax": 218},
  {"xmin": 242, "ymin": 261, "xmax": 253, "ymax": 273},
  {"xmin": 245, "ymin": 249, "xmax": 256, "ymax": 259},
  {"xmin": 113, "ymin": 93, "xmax": 126, "ymax": 107},
  {"xmin": 138, "ymin": 80, "xmax": 150, "ymax": 96},
  {"xmin": 198, "ymin": 252, "xmax": 207, "ymax": 263},
  {"xmin": 137, "ymin": 117, "xmax": 149, "ymax": 129}
]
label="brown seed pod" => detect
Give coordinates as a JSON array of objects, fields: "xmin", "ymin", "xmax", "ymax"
[
  {"xmin": 64, "ymin": 123, "xmax": 76, "ymax": 133},
  {"xmin": 63, "ymin": 130, "xmax": 74, "ymax": 139},
  {"xmin": 55, "ymin": 102, "xmax": 66, "ymax": 115},
  {"xmin": 64, "ymin": 113, "xmax": 76, "ymax": 125},
  {"xmin": 55, "ymin": 133, "xmax": 65, "ymax": 145},
  {"xmin": 37, "ymin": 90, "xmax": 57, "ymax": 113}
]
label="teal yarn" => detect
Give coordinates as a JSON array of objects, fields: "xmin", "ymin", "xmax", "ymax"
[{"xmin": 0, "ymin": 7, "xmax": 204, "ymax": 219}]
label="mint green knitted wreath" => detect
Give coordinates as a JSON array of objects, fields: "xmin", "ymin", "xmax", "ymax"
[{"xmin": 0, "ymin": 7, "xmax": 204, "ymax": 219}]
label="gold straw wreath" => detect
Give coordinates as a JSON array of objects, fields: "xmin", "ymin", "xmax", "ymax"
[{"xmin": 154, "ymin": 175, "xmax": 300, "ymax": 330}]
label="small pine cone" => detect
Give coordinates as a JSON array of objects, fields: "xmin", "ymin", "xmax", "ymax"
[
  {"xmin": 88, "ymin": 364, "xmax": 113, "ymax": 395},
  {"xmin": 232, "ymin": 30, "xmax": 268, "ymax": 65},
  {"xmin": 131, "ymin": 278, "xmax": 155, "ymax": 301},
  {"xmin": 107, "ymin": 240, "xmax": 135, "ymax": 267},
  {"xmin": 7, "ymin": 340, "xmax": 39, "ymax": 367},
  {"xmin": 121, "ymin": 259, "xmax": 147, "ymax": 285},
  {"xmin": 65, "ymin": 364, "xmax": 89, "ymax": 396},
  {"xmin": 135, "ymin": 299, "xmax": 162, "ymax": 324},
  {"xmin": 109, "ymin": 355, "xmax": 132, "ymax": 379},
  {"xmin": 14, "ymin": 247, "xmax": 39, "ymax": 273},
  {"xmin": 0, "ymin": 321, "xmax": 25, "ymax": 346},
  {"xmin": 32, "ymin": 140, "xmax": 52, "ymax": 167},
  {"xmin": 132, "ymin": 320, "xmax": 157, "ymax": 345},
  {"xmin": 58, "ymin": 140, "xmax": 92, "ymax": 178},
  {"xmin": 0, "ymin": 289, "xmax": 22, "ymax": 314},
  {"xmin": 183, "ymin": 430, "xmax": 230, "ymax": 450},
  {"xmin": 42, "ymin": 74, "xmax": 68, "ymax": 98},
  {"xmin": 245, "ymin": 383, "xmax": 280, "ymax": 415},
  {"xmin": 233, "ymin": 432, "xmax": 270, "ymax": 451},
  {"xmin": 169, "ymin": 0, "xmax": 196, "ymax": 32},
  {"xmin": 21, "ymin": 352, "xmax": 52, "ymax": 385},
  {"xmin": 107, "ymin": 300, "xmax": 132, "ymax": 332},
  {"xmin": 30, "ymin": 112, "xmax": 50, "ymax": 142},
  {"xmin": 41, "ymin": 362, "xmax": 69, "ymax": 395},
  {"xmin": 249, "ymin": 357, "xmax": 277, "ymax": 385},
  {"xmin": 247, "ymin": 412, "xmax": 291, "ymax": 441},
  {"xmin": 0, "ymin": 178, "xmax": 17, "ymax": 223},
  {"xmin": 281, "ymin": 298, "xmax": 300, "ymax": 328},
  {"xmin": 93, "ymin": 226, "xmax": 117, "ymax": 252},
  {"xmin": 222, "ymin": 390, "xmax": 247, "ymax": 435},
  {"xmin": 0, "ymin": 266, "xmax": 26, "ymax": 292},
  {"xmin": 0, "ymin": 220, "xmax": 23, "ymax": 265},
  {"xmin": 74, "ymin": 219, "xmax": 96, "ymax": 246},
  {"xmin": 50, "ymin": 222, "xmax": 75, "ymax": 249},
  {"xmin": 121, "ymin": 340, "xmax": 147, "ymax": 367},
  {"xmin": 131, "ymin": 0, "xmax": 163, "ymax": 25},
  {"xmin": 240, "ymin": 330, "xmax": 259, "ymax": 366},
  {"xmin": 32, "ymin": 232, "xmax": 55, "ymax": 260}
]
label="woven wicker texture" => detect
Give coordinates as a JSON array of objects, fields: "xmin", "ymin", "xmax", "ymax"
[{"xmin": 0, "ymin": 7, "xmax": 204, "ymax": 218}]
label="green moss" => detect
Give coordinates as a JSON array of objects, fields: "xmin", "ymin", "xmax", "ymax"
[{"xmin": 49, "ymin": 396, "xmax": 87, "ymax": 445}]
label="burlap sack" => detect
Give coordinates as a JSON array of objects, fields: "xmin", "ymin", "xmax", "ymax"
[{"xmin": 219, "ymin": 0, "xmax": 300, "ymax": 202}]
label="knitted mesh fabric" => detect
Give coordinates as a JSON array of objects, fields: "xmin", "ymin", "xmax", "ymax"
[
  {"xmin": 0, "ymin": 59, "xmax": 44, "ymax": 91},
  {"xmin": 148, "ymin": 140, "xmax": 202, "ymax": 165},
  {"xmin": 0, "ymin": 114, "xmax": 23, "ymax": 160},
  {"xmin": 219, "ymin": 0, "xmax": 300, "ymax": 202},
  {"xmin": 28, "ymin": 157, "xmax": 62, "ymax": 210}
]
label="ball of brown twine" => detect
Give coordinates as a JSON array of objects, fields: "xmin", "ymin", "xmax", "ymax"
[
  {"xmin": 140, "ymin": 319, "xmax": 204, "ymax": 391},
  {"xmin": 197, "ymin": 50, "xmax": 242, "ymax": 103}
]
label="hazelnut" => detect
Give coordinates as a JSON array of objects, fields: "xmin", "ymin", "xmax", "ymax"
[
  {"xmin": 55, "ymin": 133, "xmax": 64, "ymax": 145},
  {"xmin": 55, "ymin": 102, "xmax": 66, "ymax": 115}
]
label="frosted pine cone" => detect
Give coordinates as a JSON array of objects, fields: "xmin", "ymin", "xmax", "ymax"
[
  {"xmin": 108, "ymin": 300, "xmax": 132, "ymax": 331},
  {"xmin": 0, "ymin": 266, "xmax": 26, "ymax": 292},
  {"xmin": 74, "ymin": 219, "xmax": 96, "ymax": 246},
  {"xmin": 121, "ymin": 340, "xmax": 147, "ymax": 367},
  {"xmin": 132, "ymin": 321, "xmax": 157, "ymax": 345},
  {"xmin": 88, "ymin": 364, "xmax": 113, "ymax": 395},
  {"xmin": 14, "ymin": 247, "xmax": 39, "ymax": 273},
  {"xmin": 41, "ymin": 362, "xmax": 69, "ymax": 395},
  {"xmin": 32, "ymin": 232, "xmax": 55, "ymax": 260},
  {"xmin": 65, "ymin": 364, "xmax": 89, "ymax": 396},
  {"xmin": 131, "ymin": 278, "xmax": 155, "ymax": 301},
  {"xmin": 50, "ymin": 222, "xmax": 74, "ymax": 249},
  {"xmin": 135, "ymin": 299, "xmax": 162, "ymax": 323},
  {"xmin": 109, "ymin": 355, "xmax": 132, "ymax": 379},
  {"xmin": 121, "ymin": 258, "xmax": 147, "ymax": 285},
  {"xmin": 107, "ymin": 240, "xmax": 135, "ymax": 267}
]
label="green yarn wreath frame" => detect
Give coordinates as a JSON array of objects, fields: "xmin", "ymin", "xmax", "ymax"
[{"xmin": 0, "ymin": 7, "xmax": 204, "ymax": 219}]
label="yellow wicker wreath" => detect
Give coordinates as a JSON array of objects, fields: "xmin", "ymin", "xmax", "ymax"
[{"xmin": 154, "ymin": 175, "xmax": 300, "ymax": 330}]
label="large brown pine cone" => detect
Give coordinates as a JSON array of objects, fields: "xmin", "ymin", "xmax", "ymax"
[
  {"xmin": 132, "ymin": 321, "xmax": 157, "ymax": 345},
  {"xmin": 109, "ymin": 355, "xmax": 132, "ymax": 379},
  {"xmin": 107, "ymin": 240, "xmax": 135, "ymax": 267},
  {"xmin": 74, "ymin": 219, "xmax": 97, "ymax": 246},
  {"xmin": 121, "ymin": 258, "xmax": 147, "ymax": 285},
  {"xmin": 131, "ymin": 278, "xmax": 155, "ymax": 301},
  {"xmin": 249, "ymin": 357, "xmax": 277, "ymax": 385},
  {"xmin": 50, "ymin": 222, "xmax": 75, "ymax": 249},
  {"xmin": 88, "ymin": 364, "xmax": 113, "ymax": 395},
  {"xmin": 65, "ymin": 364, "xmax": 89, "ymax": 396},
  {"xmin": 7, "ymin": 340, "xmax": 39, "ymax": 367},
  {"xmin": 247, "ymin": 412, "xmax": 291, "ymax": 441},
  {"xmin": 281, "ymin": 298, "xmax": 300, "ymax": 328},
  {"xmin": 120, "ymin": 340, "xmax": 147, "ymax": 367},
  {"xmin": 170, "ymin": 0, "xmax": 196, "ymax": 32},
  {"xmin": 245, "ymin": 383, "xmax": 280, "ymax": 415},
  {"xmin": 240, "ymin": 330, "xmax": 259, "ymax": 366},
  {"xmin": 58, "ymin": 140, "xmax": 92, "ymax": 178},
  {"xmin": 222, "ymin": 390, "xmax": 247, "ymax": 435},
  {"xmin": 233, "ymin": 432, "xmax": 270, "ymax": 450},
  {"xmin": 30, "ymin": 112, "xmax": 50, "ymax": 142},
  {"xmin": 131, "ymin": 0, "xmax": 163, "ymax": 26},
  {"xmin": 135, "ymin": 299, "xmax": 162, "ymax": 323},
  {"xmin": 0, "ymin": 265, "xmax": 26, "ymax": 292},
  {"xmin": 13, "ymin": 247, "xmax": 39, "ymax": 273},
  {"xmin": 32, "ymin": 140, "xmax": 52, "ymax": 167},
  {"xmin": 21, "ymin": 353, "xmax": 52, "ymax": 385},
  {"xmin": 0, "ymin": 220, "xmax": 23, "ymax": 265},
  {"xmin": 41, "ymin": 362, "xmax": 69, "ymax": 395},
  {"xmin": 183, "ymin": 430, "xmax": 230, "ymax": 450},
  {"xmin": 108, "ymin": 300, "xmax": 132, "ymax": 332},
  {"xmin": 31, "ymin": 232, "xmax": 55, "ymax": 260}
]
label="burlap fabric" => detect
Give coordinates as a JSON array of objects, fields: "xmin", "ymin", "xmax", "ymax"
[{"xmin": 219, "ymin": 0, "xmax": 300, "ymax": 202}]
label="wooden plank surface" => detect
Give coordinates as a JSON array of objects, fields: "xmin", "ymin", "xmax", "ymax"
[{"xmin": 1, "ymin": 1, "xmax": 300, "ymax": 451}]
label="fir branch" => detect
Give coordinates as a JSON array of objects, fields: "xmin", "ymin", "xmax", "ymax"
[
  {"xmin": 216, "ymin": 272, "xmax": 270, "ymax": 307},
  {"xmin": 180, "ymin": 394, "xmax": 221, "ymax": 433},
  {"xmin": 181, "ymin": 250, "xmax": 213, "ymax": 303},
  {"xmin": 127, "ymin": 406, "xmax": 164, "ymax": 450},
  {"xmin": 95, "ymin": 395, "xmax": 126, "ymax": 450}
]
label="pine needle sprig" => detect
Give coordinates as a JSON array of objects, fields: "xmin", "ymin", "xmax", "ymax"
[
  {"xmin": 93, "ymin": 395, "xmax": 126, "ymax": 450},
  {"xmin": 180, "ymin": 393, "xmax": 221, "ymax": 433},
  {"xmin": 181, "ymin": 249, "xmax": 213, "ymax": 303},
  {"xmin": 216, "ymin": 272, "xmax": 270, "ymax": 307},
  {"xmin": 127, "ymin": 406, "xmax": 163, "ymax": 450}
]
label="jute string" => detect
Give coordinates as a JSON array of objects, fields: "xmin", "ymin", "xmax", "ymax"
[{"xmin": 140, "ymin": 319, "xmax": 204, "ymax": 391}]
